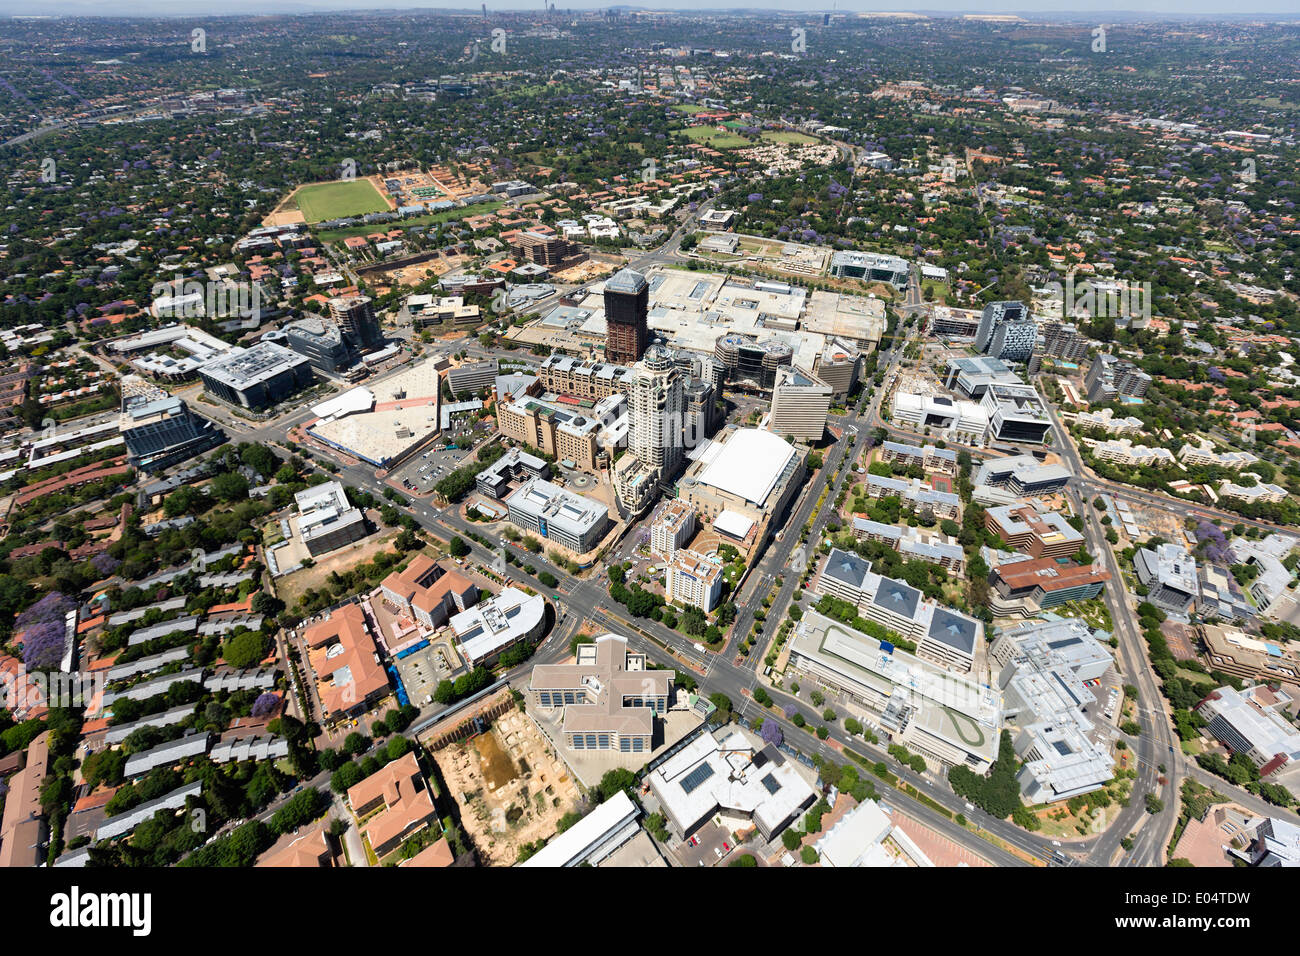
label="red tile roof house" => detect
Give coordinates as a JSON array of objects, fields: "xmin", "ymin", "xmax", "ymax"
[
  {"xmin": 303, "ymin": 604, "xmax": 391, "ymax": 725},
  {"xmin": 399, "ymin": 836, "xmax": 454, "ymax": 867},
  {"xmin": 377, "ymin": 554, "xmax": 477, "ymax": 630},
  {"xmin": 256, "ymin": 822, "xmax": 335, "ymax": 868},
  {"xmin": 346, "ymin": 752, "xmax": 439, "ymax": 859},
  {"xmin": 0, "ymin": 731, "xmax": 50, "ymax": 867}
]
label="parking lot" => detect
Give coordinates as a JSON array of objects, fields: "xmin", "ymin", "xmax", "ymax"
[
  {"xmin": 670, "ymin": 819, "xmax": 737, "ymax": 867},
  {"xmin": 391, "ymin": 638, "xmax": 461, "ymax": 707},
  {"xmin": 393, "ymin": 443, "xmax": 479, "ymax": 495}
]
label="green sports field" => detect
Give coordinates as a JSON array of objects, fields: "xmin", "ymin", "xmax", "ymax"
[
  {"xmin": 676, "ymin": 126, "xmax": 751, "ymax": 149},
  {"xmin": 294, "ymin": 179, "xmax": 390, "ymax": 223},
  {"xmin": 760, "ymin": 130, "xmax": 819, "ymax": 145}
]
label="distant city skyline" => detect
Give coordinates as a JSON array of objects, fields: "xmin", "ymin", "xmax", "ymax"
[{"xmin": 3, "ymin": 1, "xmax": 1299, "ymax": 18}]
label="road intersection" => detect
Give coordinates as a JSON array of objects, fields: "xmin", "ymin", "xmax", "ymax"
[{"xmin": 199, "ymin": 241, "xmax": 1300, "ymax": 870}]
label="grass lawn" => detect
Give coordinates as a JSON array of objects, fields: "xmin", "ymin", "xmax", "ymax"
[
  {"xmin": 295, "ymin": 179, "xmax": 390, "ymax": 223},
  {"xmin": 314, "ymin": 201, "xmax": 504, "ymax": 242},
  {"xmin": 676, "ymin": 126, "xmax": 751, "ymax": 149},
  {"xmin": 1176, "ymin": 667, "xmax": 1215, "ymax": 688},
  {"xmin": 760, "ymin": 130, "xmax": 819, "ymax": 145},
  {"xmin": 673, "ymin": 104, "xmax": 710, "ymax": 114}
]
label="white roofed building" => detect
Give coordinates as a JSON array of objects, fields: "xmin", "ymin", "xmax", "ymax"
[
  {"xmin": 646, "ymin": 726, "xmax": 817, "ymax": 841},
  {"xmin": 679, "ymin": 428, "xmax": 804, "ymax": 557},
  {"xmin": 293, "ymin": 480, "xmax": 368, "ymax": 556},
  {"xmin": 451, "ymin": 587, "xmax": 547, "ymax": 666}
]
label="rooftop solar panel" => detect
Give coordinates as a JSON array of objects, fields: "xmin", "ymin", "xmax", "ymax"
[{"xmin": 679, "ymin": 763, "xmax": 715, "ymax": 795}]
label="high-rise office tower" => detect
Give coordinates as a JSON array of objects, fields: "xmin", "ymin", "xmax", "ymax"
[
  {"xmin": 331, "ymin": 295, "xmax": 381, "ymax": 352},
  {"xmin": 604, "ymin": 268, "xmax": 649, "ymax": 364},
  {"xmin": 1039, "ymin": 321, "xmax": 1090, "ymax": 362},
  {"xmin": 1085, "ymin": 353, "xmax": 1152, "ymax": 403},
  {"xmin": 119, "ymin": 378, "xmax": 226, "ymax": 473},
  {"xmin": 768, "ymin": 366, "xmax": 833, "ymax": 443}
]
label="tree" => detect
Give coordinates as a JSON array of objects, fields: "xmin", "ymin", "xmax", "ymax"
[
  {"xmin": 269, "ymin": 788, "xmax": 328, "ymax": 835},
  {"xmin": 708, "ymin": 693, "xmax": 732, "ymax": 722},
  {"xmin": 251, "ymin": 592, "xmax": 284, "ymax": 617},
  {"xmin": 595, "ymin": 768, "xmax": 636, "ymax": 803},
  {"xmin": 448, "ymin": 536, "xmax": 470, "ymax": 558},
  {"xmin": 222, "ymin": 630, "xmax": 270, "ymax": 669},
  {"xmin": 210, "ymin": 471, "xmax": 250, "ymax": 503},
  {"xmin": 538, "ymin": 571, "xmax": 558, "ymax": 588},
  {"xmin": 330, "ymin": 762, "xmax": 364, "ymax": 793},
  {"xmin": 241, "ymin": 443, "xmax": 278, "ymax": 480}
]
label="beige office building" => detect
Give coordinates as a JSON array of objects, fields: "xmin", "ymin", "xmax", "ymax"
[
  {"xmin": 497, "ymin": 398, "xmax": 602, "ymax": 472},
  {"xmin": 650, "ymin": 500, "xmax": 696, "ymax": 559},
  {"xmin": 529, "ymin": 634, "xmax": 673, "ymax": 756},
  {"xmin": 767, "ymin": 366, "xmax": 832, "ymax": 443},
  {"xmin": 812, "ymin": 337, "xmax": 861, "ymax": 401},
  {"xmin": 538, "ymin": 354, "xmax": 634, "ymax": 401}
]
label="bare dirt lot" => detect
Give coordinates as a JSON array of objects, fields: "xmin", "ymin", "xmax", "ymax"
[
  {"xmin": 274, "ymin": 526, "xmax": 403, "ymax": 610},
  {"xmin": 433, "ymin": 709, "xmax": 581, "ymax": 866}
]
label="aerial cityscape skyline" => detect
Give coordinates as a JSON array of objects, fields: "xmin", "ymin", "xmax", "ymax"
[{"xmin": 0, "ymin": 3, "xmax": 1291, "ymax": 934}]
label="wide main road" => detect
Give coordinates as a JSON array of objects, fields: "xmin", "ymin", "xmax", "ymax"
[
  {"xmin": 240, "ymin": 359, "xmax": 1082, "ymax": 869},
  {"xmin": 1046, "ymin": 401, "xmax": 1300, "ymax": 861},
  {"xmin": 243, "ymin": 406, "xmax": 1060, "ymax": 864},
  {"xmin": 1066, "ymin": 474, "xmax": 1174, "ymax": 867},
  {"xmin": 236, "ymin": 308, "xmax": 1201, "ymax": 867}
]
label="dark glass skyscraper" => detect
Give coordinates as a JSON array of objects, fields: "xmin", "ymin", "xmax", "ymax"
[{"xmin": 603, "ymin": 268, "xmax": 649, "ymax": 364}]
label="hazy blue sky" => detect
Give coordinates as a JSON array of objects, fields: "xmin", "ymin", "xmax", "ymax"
[{"xmin": 4, "ymin": 1, "xmax": 1298, "ymax": 17}]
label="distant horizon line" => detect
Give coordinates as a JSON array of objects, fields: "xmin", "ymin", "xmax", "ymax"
[{"xmin": 5, "ymin": 5, "xmax": 1300, "ymax": 20}]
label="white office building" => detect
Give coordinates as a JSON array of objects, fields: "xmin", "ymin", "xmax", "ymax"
[
  {"xmin": 665, "ymin": 550, "xmax": 724, "ymax": 613},
  {"xmin": 649, "ymin": 500, "xmax": 696, "ymax": 559},
  {"xmin": 817, "ymin": 549, "xmax": 983, "ymax": 674},
  {"xmin": 789, "ymin": 608, "xmax": 1001, "ymax": 770},
  {"xmin": 451, "ymin": 587, "xmax": 548, "ymax": 665},
  {"xmin": 506, "ymin": 478, "xmax": 610, "ymax": 554},
  {"xmin": 1196, "ymin": 685, "xmax": 1300, "ymax": 790},
  {"xmin": 890, "ymin": 391, "xmax": 988, "ymax": 443},
  {"xmin": 647, "ymin": 727, "xmax": 817, "ymax": 841},
  {"xmin": 1135, "ymin": 543, "xmax": 1199, "ymax": 614},
  {"xmin": 990, "ymin": 619, "xmax": 1117, "ymax": 802},
  {"xmin": 293, "ymin": 480, "xmax": 368, "ymax": 556}
]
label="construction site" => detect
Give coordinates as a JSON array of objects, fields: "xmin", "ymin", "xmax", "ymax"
[{"xmin": 431, "ymin": 706, "xmax": 582, "ymax": 866}]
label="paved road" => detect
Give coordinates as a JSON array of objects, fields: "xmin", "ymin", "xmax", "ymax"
[
  {"xmin": 186, "ymin": 222, "xmax": 1300, "ymax": 870},
  {"xmin": 215, "ymin": 304, "xmax": 1067, "ymax": 866}
]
